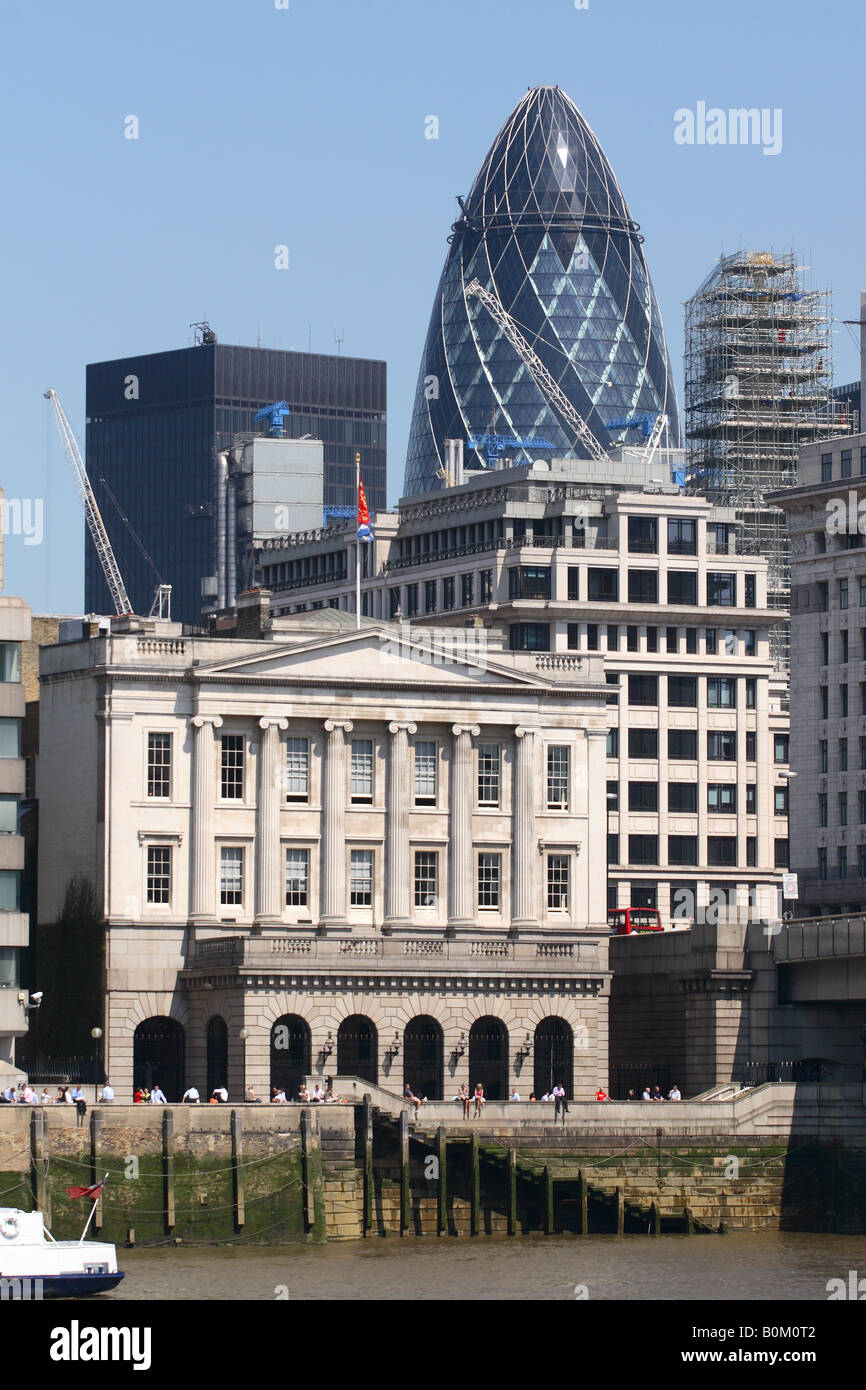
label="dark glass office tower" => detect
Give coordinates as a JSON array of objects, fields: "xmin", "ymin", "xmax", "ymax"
[
  {"xmin": 85, "ymin": 339, "xmax": 386, "ymax": 624},
  {"xmin": 404, "ymin": 85, "xmax": 680, "ymax": 496}
]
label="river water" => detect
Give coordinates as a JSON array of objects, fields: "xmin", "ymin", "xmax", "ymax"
[{"xmin": 102, "ymin": 1232, "xmax": 866, "ymax": 1301}]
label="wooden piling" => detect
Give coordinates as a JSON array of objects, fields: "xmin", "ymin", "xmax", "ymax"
[
  {"xmin": 436, "ymin": 1127, "xmax": 447, "ymax": 1236},
  {"xmin": 362, "ymin": 1094, "xmax": 374, "ymax": 1235},
  {"xmin": 300, "ymin": 1107, "xmax": 325, "ymax": 1241},
  {"xmin": 685, "ymin": 1205, "xmax": 694, "ymax": 1235},
  {"xmin": 399, "ymin": 1110, "xmax": 410, "ymax": 1235},
  {"xmin": 162, "ymin": 1108, "xmax": 175, "ymax": 1233},
  {"xmin": 89, "ymin": 1109, "xmax": 103, "ymax": 1231},
  {"xmin": 577, "ymin": 1170, "xmax": 588, "ymax": 1235},
  {"xmin": 544, "ymin": 1166, "xmax": 554, "ymax": 1235},
  {"xmin": 230, "ymin": 1109, "xmax": 245, "ymax": 1229},
  {"xmin": 470, "ymin": 1133, "xmax": 480, "ymax": 1236},
  {"xmin": 506, "ymin": 1146, "xmax": 517, "ymax": 1236},
  {"xmin": 29, "ymin": 1108, "xmax": 50, "ymax": 1225},
  {"xmin": 649, "ymin": 1200, "xmax": 661, "ymax": 1235},
  {"xmin": 616, "ymin": 1185, "xmax": 624, "ymax": 1236}
]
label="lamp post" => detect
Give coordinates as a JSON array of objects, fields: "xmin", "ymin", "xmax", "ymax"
[
  {"xmin": 90, "ymin": 1027, "xmax": 103, "ymax": 1104},
  {"xmin": 239, "ymin": 1028, "xmax": 249, "ymax": 1099}
]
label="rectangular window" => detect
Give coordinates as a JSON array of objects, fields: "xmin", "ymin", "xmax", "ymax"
[
  {"xmin": 147, "ymin": 733, "xmax": 171, "ymax": 799},
  {"xmin": 821, "ymin": 453, "xmax": 832, "ymax": 481},
  {"xmin": 351, "ymin": 739, "xmax": 374, "ymax": 802},
  {"xmin": 707, "ymin": 836, "xmax": 737, "ymax": 866},
  {"xmin": 547, "ymin": 745, "xmax": 569, "ymax": 810},
  {"xmin": 839, "ymin": 793, "xmax": 848, "ymax": 827},
  {"xmin": 509, "ymin": 623, "xmax": 550, "ymax": 651},
  {"xmin": 350, "ymin": 849, "xmax": 373, "ymax": 906},
  {"xmin": 587, "ymin": 567, "xmax": 618, "ymax": 602},
  {"xmin": 744, "ymin": 574, "xmax": 756, "ymax": 608},
  {"xmin": 477, "ymin": 852, "xmax": 501, "ymax": 909},
  {"xmin": 627, "ymin": 625, "xmax": 639, "ymax": 652},
  {"xmin": 774, "ymin": 734, "xmax": 789, "ymax": 764},
  {"xmin": 629, "ymin": 728, "xmax": 659, "ymax": 759},
  {"xmin": 842, "ymin": 630, "xmax": 850, "ymax": 663},
  {"xmin": 480, "ymin": 569, "xmax": 493, "ymax": 603},
  {"xmin": 745, "ymin": 678, "xmax": 756, "ymax": 709},
  {"xmin": 818, "ymin": 847, "xmax": 827, "ymax": 879},
  {"xmin": 708, "ymin": 731, "xmax": 737, "ymax": 761},
  {"xmin": 628, "ymin": 516, "xmax": 657, "ymax": 554},
  {"xmin": 668, "ymin": 783, "xmax": 697, "ymax": 813},
  {"xmin": 668, "ymin": 836, "xmax": 698, "ymax": 866},
  {"xmin": 219, "ymin": 847, "xmax": 244, "ymax": 906},
  {"xmin": 0, "ymin": 644, "xmax": 21, "ymax": 683},
  {"xmin": 668, "ymin": 676, "xmax": 697, "ymax": 707},
  {"xmin": 746, "ymin": 732, "xmax": 757, "ymax": 762},
  {"xmin": 285, "ymin": 737, "xmax": 310, "ymax": 801},
  {"xmin": 746, "ymin": 837, "xmax": 757, "ymax": 867},
  {"xmin": 821, "ymin": 632, "xmax": 829, "ymax": 664},
  {"xmin": 547, "ymin": 854, "xmax": 570, "ymax": 911},
  {"xmin": 285, "ymin": 849, "xmax": 309, "ymax": 906},
  {"xmin": 509, "ymin": 566, "xmax": 550, "ymax": 600},
  {"xmin": 666, "ymin": 626, "xmax": 678, "ymax": 653},
  {"xmin": 860, "ymin": 845, "xmax": 866, "ymax": 877},
  {"xmin": 628, "ymin": 674, "xmax": 658, "ymax": 706},
  {"xmin": 645, "ymin": 626, "xmax": 658, "ymax": 653},
  {"xmin": 567, "ymin": 623, "xmax": 579, "ymax": 650},
  {"xmin": 668, "ymin": 571, "xmax": 697, "ymax": 605},
  {"xmin": 842, "ymin": 449, "xmax": 853, "ymax": 478},
  {"xmin": 146, "ymin": 846, "xmax": 171, "ymax": 905},
  {"xmin": 628, "ymin": 834, "xmax": 658, "ymax": 865},
  {"xmin": 776, "ymin": 839, "xmax": 790, "ymax": 870},
  {"xmin": 746, "ymin": 784, "xmax": 757, "ymax": 814},
  {"xmin": 686, "ymin": 627, "xmax": 698, "ymax": 654},
  {"xmin": 707, "ymin": 573, "xmax": 737, "ymax": 607},
  {"xmin": 839, "ymin": 739, "xmax": 849, "ymax": 772},
  {"xmin": 220, "ymin": 735, "xmax": 245, "ymax": 800},
  {"xmin": 606, "ymin": 727, "xmax": 619, "ymax": 758},
  {"xmin": 414, "ymin": 851, "xmax": 438, "ymax": 908},
  {"xmin": 819, "ymin": 581, "xmax": 829, "ymax": 611},
  {"xmin": 707, "ymin": 677, "xmax": 737, "ymax": 708},
  {"xmin": 606, "ymin": 624, "xmax": 618, "ymax": 651},
  {"xmin": 629, "ymin": 782, "xmax": 659, "ymax": 812},
  {"xmin": 860, "ymin": 737, "xmax": 866, "ymax": 771},
  {"xmin": 587, "ymin": 623, "xmax": 599, "ymax": 651},
  {"xmin": 461, "ymin": 572, "xmax": 474, "ymax": 607},
  {"xmin": 389, "ymin": 588, "xmax": 401, "ymax": 619},
  {"xmin": 0, "ymin": 718, "xmax": 20, "ymax": 758},
  {"xmin": 424, "ymin": 579, "xmax": 437, "ymax": 613},
  {"xmin": 841, "ymin": 684, "xmax": 849, "ymax": 717},
  {"xmin": 628, "ymin": 569, "xmax": 659, "ymax": 604},
  {"xmin": 607, "ymin": 833, "xmax": 619, "ymax": 866},
  {"xmin": 821, "ymin": 686, "xmax": 829, "ymax": 718},
  {"xmin": 821, "ymin": 793, "xmax": 829, "ymax": 827},
  {"xmin": 861, "ymin": 792, "xmax": 866, "ymax": 826},
  {"xmin": 668, "ymin": 730, "xmax": 697, "ymax": 760},
  {"xmin": 568, "ymin": 567, "xmax": 580, "ymax": 601},
  {"xmin": 414, "ymin": 740, "xmax": 438, "ymax": 805},
  {"xmin": 443, "ymin": 576, "xmax": 455, "ymax": 609},
  {"xmin": 667, "ymin": 518, "xmax": 697, "ymax": 555},
  {"xmin": 606, "ymin": 779, "xmax": 619, "ymax": 810},
  {"xmin": 708, "ymin": 784, "xmax": 737, "ymax": 813},
  {"xmin": 839, "ymin": 579, "xmax": 849, "ymax": 611},
  {"xmin": 477, "ymin": 744, "xmax": 501, "ymax": 806}
]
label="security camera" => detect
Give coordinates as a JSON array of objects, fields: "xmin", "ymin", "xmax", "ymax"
[{"xmin": 30, "ymin": 992, "xmax": 43, "ymax": 1004}]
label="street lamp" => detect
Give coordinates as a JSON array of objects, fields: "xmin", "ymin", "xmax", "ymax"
[{"xmin": 90, "ymin": 1027, "xmax": 103, "ymax": 1103}]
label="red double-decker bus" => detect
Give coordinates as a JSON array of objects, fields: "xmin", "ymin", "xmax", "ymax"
[{"xmin": 607, "ymin": 907, "xmax": 663, "ymax": 936}]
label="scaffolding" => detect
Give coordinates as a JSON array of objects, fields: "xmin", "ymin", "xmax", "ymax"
[{"xmin": 684, "ymin": 250, "xmax": 852, "ymax": 667}]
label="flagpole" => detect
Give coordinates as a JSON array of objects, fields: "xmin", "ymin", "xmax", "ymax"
[
  {"xmin": 355, "ymin": 450, "xmax": 361, "ymax": 631},
  {"xmin": 78, "ymin": 1174, "xmax": 109, "ymax": 1244}
]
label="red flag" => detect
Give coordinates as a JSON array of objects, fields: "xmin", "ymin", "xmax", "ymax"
[
  {"xmin": 357, "ymin": 478, "xmax": 374, "ymax": 542},
  {"xmin": 65, "ymin": 1179, "xmax": 106, "ymax": 1201}
]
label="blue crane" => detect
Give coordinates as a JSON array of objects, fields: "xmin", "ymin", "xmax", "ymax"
[
  {"xmin": 467, "ymin": 433, "xmax": 556, "ymax": 466},
  {"xmin": 254, "ymin": 401, "xmax": 292, "ymax": 437},
  {"xmin": 604, "ymin": 412, "xmax": 661, "ymax": 438}
]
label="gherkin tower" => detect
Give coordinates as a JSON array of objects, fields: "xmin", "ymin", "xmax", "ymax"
[{"xmin": 404, "ymin": 85, "xmax": 680, "ymax": 495}]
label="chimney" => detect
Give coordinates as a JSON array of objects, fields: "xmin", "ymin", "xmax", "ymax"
[{"xmin": 235, "ymin": 589, "xmax": 273, "ymax": 639}]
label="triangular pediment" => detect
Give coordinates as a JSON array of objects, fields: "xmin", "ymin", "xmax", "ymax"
[{"xmin": 193, "ymin": 626, "xmax": 559, "ymax": 690}]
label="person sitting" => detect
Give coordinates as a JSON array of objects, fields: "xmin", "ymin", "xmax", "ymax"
[
  {"xmin": 297, "ymin": 1084, "xmax": 309, "ymax": 1103},
  {"xmin": 311, "ymin": 1084, "xmax": 324, "ymax": 1102},
  {"xmin": 182, "ymin": 1086, "xmax": 200, "ymax": 1104},
  {"xmin": 100, "ymin": 1082, "xmax": 115, "ymax": 1103},
  {"xmin": 40, "ymin": 1088, "xmax": 52, "ymax": 1104},
  {"xmin": 149, "ymin": 1084, "xmax": 167, "ymax": 1104},
  {"xmin": 594, "ymin": 1087, "xmax": 609, "ymax": 1102},
  {"xmin": 651, "ymin": 1085, "xmax": 664, "ymax": 1101},
  {"xmin": 244, "ymin": 1085, "xmax": 260, "ymax": 1103},
  {"xmin": 540, "ymin": 1092, "xmax": 552, "ymax": 1102},
  {"xmin": 457, "ymin": 1082, "xmax": 470, "ymax": 1119},
  {"xmin": 212, "ymin": 1085, "xmax": 228, "ymax": 1103},
  {"xmin": 529, "ymin": 1093, "xmax": 537, "ymax": 1102},
  {"xmin": 626, "ymin": 1089, "xmax": 637, "ymax": 1101},
  {"xmin": 510, "ymin": 1089, "xmax": 520, "ymax": 1102},
  {"xmin": 641, "ymin": 1087, "xmax": 652, "ymax": 1101},
  {"xmin": 472, "ymin": 1083, "xmax": 485, "ymax": 1117},
  {"xmin": 133, "ymin": 1088, "xmax": 144, "ymax": 1104},
  {"xmin": 271, "ymin": 1087, "xmax": 287, "ymax": 1104},
  {"xmin": 403, "ymin": 1082, "xmax": 423, "ymax": 1119}
]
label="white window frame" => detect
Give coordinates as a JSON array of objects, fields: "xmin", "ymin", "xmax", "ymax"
[
  {"xmin": 546, "ymin": 745, "xmax": 570, "ymax": 810},
  {"xmin": 285, "ymin": 847, "xmax": 310, "ymax": 907},
  {"xmin": 477, "ymin": 743, "xmax": 501, "ymax": 808},
  {"xmin": 350, "ymin": 739, "xmax": 374, "ymax": 803},
  {"xmin": 146, "ymin": 731, "xmax": 172, "ymax": 800},
  {"xmin": 219, "ymin": 845, "xmax": 244, "ymax": 908},
  {"xmin": 285, "ymin": 737, "xmax": 310, "ymax": 802},
  {"xmin": 413, "ymin": 740, "xmax": 438, "ymax": 806},
  {"xmin": 350, "ymin": 848, "xmax": 374, "ymax": 906}
]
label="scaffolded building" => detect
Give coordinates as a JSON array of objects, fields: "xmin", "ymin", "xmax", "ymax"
[{"xmin": 685, "ymin": 251, "xmax": 846, "ymax": 664}]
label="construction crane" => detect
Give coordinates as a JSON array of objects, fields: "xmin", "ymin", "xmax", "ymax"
[
  {"xmin": 44, "ymin": 389, "xmax": 134, "ymax": 617},
  {"xmin": 464, "ymin": 278, "xmax": 610, "ymax": 466},
  {"xmin": 254, "ymin": 401, "xmax": 291, "ymax": 437},
  {"xmin": 467, "ymin": 432, "xmax": 556, "ymax": 467},
  {"xmin": 98, "ymin": 476, "xmax": 172, "ymax": 620},
  {"xmin": 605, "ymin": 410, "xmax": 669, "ymax": 465}
]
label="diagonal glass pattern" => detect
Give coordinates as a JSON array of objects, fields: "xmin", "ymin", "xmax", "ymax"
[{"xmin": 404, "ymin": 86, "xmax": 680, "ymax": 495}]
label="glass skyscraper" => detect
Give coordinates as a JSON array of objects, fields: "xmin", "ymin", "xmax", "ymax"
[
  {"xmin": 404, "ymin": 85, "xmax": 680, "ymax": 496},
  {"xmin": 85, "ymin": 340, "xmax": 386, "ymax": 625}
]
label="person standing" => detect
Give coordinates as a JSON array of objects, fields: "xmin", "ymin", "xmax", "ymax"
[{"xmin": 667, "ymin": 1084, "xmax": 682, "ymax": 1101}]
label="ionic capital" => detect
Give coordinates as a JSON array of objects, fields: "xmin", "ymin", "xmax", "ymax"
[{"xmin": 191, "ymin": 715, "xmax": 224, "ymax": 730}]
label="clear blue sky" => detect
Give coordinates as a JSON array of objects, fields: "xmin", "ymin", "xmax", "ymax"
[{"xmin": 1, "ymin": 0, "xmax": 862, "ymax": 613}]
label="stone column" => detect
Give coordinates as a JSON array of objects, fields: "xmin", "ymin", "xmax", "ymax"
[
  {"xmin": 255, "ymin": 716, "xmax": 289, "ymax": 923},
  {"xmin": 511, "ymin": 727, "xmax": 538, "ymax": 929},
  {"xmin": 190, "ymin": 714, "xmax": 223, "ymax": 923},
  {"xmin": 448, "ymin": 723, "xmax": 479, "ymax": 930},
  {"xmin": 384, "ymin": 721, "xmax": 417, "ymax": 931},
  {"xmin": 320, "ymin": 719, "xmax": 353, "ymax": 928}
]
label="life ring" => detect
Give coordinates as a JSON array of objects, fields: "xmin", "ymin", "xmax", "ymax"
[{"xmin": 0, "ymin": 1216, "xmax": 19, "ymax": 1239}]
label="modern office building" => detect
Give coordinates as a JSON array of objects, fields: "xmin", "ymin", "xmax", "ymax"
[
  {"xmin": 85, "ymin": 332, "xmax": 386, "ymax": 625},
  {"xmin": 0, "ymin": 489, "xmax": 32, "ymax": 1090},
  {"xmin": 254, "ymin": 454, "xmax": 791, "ymax": 922},
  {"xmin": 36, "ymin": 601, "xmax": 611, "ymax": 1102},
  {"xmin": 773, "ymin": 430, "xmax": 866, "ymax": 914},
  {"xmin": 404, "ymin": 85, "xmax": 681, "ymax": 497}
]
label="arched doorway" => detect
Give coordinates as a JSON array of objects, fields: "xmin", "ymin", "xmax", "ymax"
[
  {"xmin": 337, "ymin": 1015, "xmax": 378, "ymax": 1084},
  {"xmin": 534, "ymin": 1017, "xmax": 574, "ymax": 1097},
  {"xmin": 468, "ymin": 1017, "xmax": 508, "ymax": 1100},
  {"xmin": 133, "ymin": 1016, "xmax": 185, "ymax": 1101},
  {"xmin": 270, "ymin": 1015, "xmax": 311, "ymax": 1100},
  {"xmin": 403, "ymin": 1016, "xmax": 443, "ymax": 1100},
  {"xmin": 206, "ymin": 1016, "xmax": 228, "ymax": 1098}
]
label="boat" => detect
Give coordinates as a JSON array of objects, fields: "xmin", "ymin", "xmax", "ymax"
[{"xmin": 0, "ymin": 1205, "xmax": 124, "ymax": 1297}]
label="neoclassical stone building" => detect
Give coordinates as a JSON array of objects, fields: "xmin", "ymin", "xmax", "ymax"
[{"xmin": 37, "ymin": 603, "xmax": 611, "ymax": 1101}]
